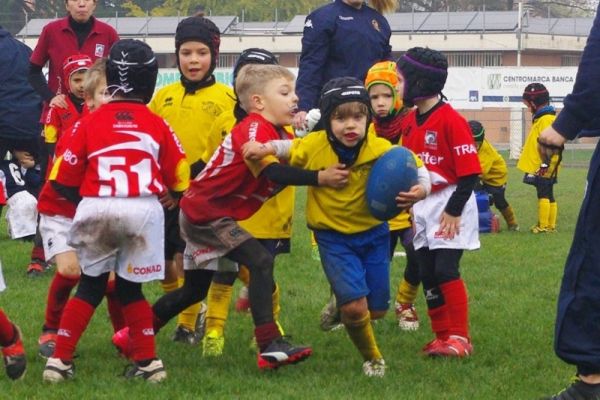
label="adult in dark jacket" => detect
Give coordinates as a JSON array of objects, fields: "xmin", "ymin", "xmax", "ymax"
[
  {"xmin": 538, "ymin": 4, "xmax": 600, "ymax": 400},
  {"xmin": 293, "ymin": 0, "xmax": 395, "ymax": 130},
  {"xmin": 0, "ymin": 26, "xmax": 42, "ymax": 157}
]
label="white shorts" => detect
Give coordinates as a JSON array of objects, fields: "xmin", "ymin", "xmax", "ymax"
[
  {"xmin": 6, "ymin": 191, "xmax": 38, "ymax": 239},
  {"xmin": 413, "ymin": 185, "xmax": 480, "ymax": 251},
  {"xmin": 68, "ymin": 197, "xmax": 165, "ymax": 283},
  {"xmin": 39, "ymin": 214, "xmax": 75, "ymax": 261}
]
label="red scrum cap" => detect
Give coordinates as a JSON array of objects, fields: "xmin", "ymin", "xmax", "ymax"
[{"xmin": 62, "ymin": 54, "xmax": 93, "ymax": 88}]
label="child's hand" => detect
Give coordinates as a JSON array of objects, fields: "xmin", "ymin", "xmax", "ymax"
[
  {"xmin": 49, "ymin": 94, "xmax": 68, "ymax": 109},
  {"xmin": 242, "ymin": 141, "xmax": 274, "ymax": 160},
  {"xmin": 396, "ymin": 184, "xmax": 427, "ymax": 209},
  {"xmin": 318, "ymin": 163, "xmax": 349, "ymax": 188},
  {"xmin": 436, "ymin": 212, "xmax": 461, "ymax": 240},
  {"xmin": 159, "ymin": 191, "xmax": 178, "ymax": 210},
  {"xmin": 13, "ymin": 150, "xmax": 35, "ymax": 169}
]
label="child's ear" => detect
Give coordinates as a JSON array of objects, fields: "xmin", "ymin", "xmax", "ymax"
[{"xmin": 250, "ymin": 93, "xmax": 264, "ymax": 111}]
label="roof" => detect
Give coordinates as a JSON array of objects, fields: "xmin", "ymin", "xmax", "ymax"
[{"xmin": 16, "ymin": 11, "xmax": 595, "ymax": 38}]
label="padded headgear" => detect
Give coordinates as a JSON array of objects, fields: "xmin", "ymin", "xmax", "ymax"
[
  {"xmin": 106, "ymin": 39, "xmax": 158, "ymax": 104},
  {"xmin": 62, "ymin": 54, "xmax": 92, "ymax": 93},
  {"xmin": 468, "ymin": 120, "xmax": 485, "ymax": 142},
  {"xmin": 365, "ymin": 61, "xmax": 403, "ymax": 116},
  {"xmin": 232, "ymin": 48, "xmax": 278, "ymax": 82},
  {"xmin": 175, "ymin": 16, "xmax": 221, "ymax": 78},
  {"xmin": 522, "ymin": 83, "xmax": 549, "ymax": 107},
  {"xmin": 319, "ymin": 77, "xmax": 371, "ymax": 166},
  {"xmin": 396, "ymin": 47, "xmax": 448, "ymax": 104}
]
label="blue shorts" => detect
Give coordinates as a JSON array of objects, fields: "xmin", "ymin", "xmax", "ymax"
[{"xmin": 314, "ymin": 223, "xmax": 390, "ymax": 311}]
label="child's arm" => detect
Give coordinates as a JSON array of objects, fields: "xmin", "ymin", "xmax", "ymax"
[
  {"xmin": 242, "ymin": 140, "xmax": 291, "ymax": 160},
  {"xmin": 396, "ymin": 165, "xmax": 431, "ymax": 209},
  {"xmin": 437, "ymin": 173, "xmax": 479, "ymax": 240}
]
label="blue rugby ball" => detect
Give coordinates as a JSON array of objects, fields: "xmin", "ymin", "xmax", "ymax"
[{"xmin": 366, "ymin": 146, "xmax": 419, "ymax": 221}]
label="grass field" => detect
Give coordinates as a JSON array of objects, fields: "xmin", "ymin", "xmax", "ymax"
[{"xmin": 0, "ymin": 163, "xmax": 592, "ymax": 399}]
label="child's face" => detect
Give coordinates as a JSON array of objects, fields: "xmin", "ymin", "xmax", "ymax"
[
  {"xmin": 330, "ymin": 102, "xmax": 368, "ymax": 147},
  {"xmin": 257, "ymin": 77, "xmax": 298, "ymax": 126},
  {"xmin": 85, "ymin": 77, "xmax": 108, "ymax": 112},
  {"xmin": 69, "ymin": 70, "xmax": 87, "ymax": 99},
  {"xmin": 369, "ymin": 83, "xmax": 394, "ymax": 117},
  {"xmin": 178, "ymin": 41, "xmax": 211, "ymax": 82}
]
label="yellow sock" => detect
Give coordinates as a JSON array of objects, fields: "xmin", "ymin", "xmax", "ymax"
[
  {"xmin": 176, "ymin": 277, "xmax": 202, "ymax": 331},
  {"xmin": 160, "ymin": 279, "xmax": 179, "ymax": 293},
  {"xmin": 548, "ymin": 202, "xmax": 558, "ymax": 230},
  {"xmin": 343, "ymin": 313, "xmax": 382, "ymax": 361},
  {"xmin": 538, "ymin": 198, "xmax": 551, "ymax": 229},
  {"xmin": 271, "ymin": 284, "xmax": 285, "ymax": 335},
  {"xmin": 395, "ymin": 278, "xmax": 418, "ymax": 305},
  {"xmin": 204, "ymin": 282, "xmax": 234, "ymax": 336},
  {"xmin": 500, "ymin": 205, "xmax": 518, "ymax": 227},
  {"xmin": 237, "ymin": 265, "xmax": 250, "ymax": 287}
]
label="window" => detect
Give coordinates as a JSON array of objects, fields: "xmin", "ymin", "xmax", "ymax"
[
  {"xmin": 216, "ymin": 54, "xmax": 239, "ymax": 69},
  {"xmin": 561, "ymin": 54, "xmax": 581, "ymax": 66},
  {"xmin": 445, "ymin": 52, "xmax": 502, "ymax": 67}
]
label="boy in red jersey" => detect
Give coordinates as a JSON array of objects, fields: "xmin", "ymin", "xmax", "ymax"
[
  {"xmin": 42, "ymin": 39, "xmax": 189, "ymax": 383},
  {"xmin": 142, "ymin": 64, "xmax": 347, "ymax": 370},
  {"xmin": 44, "ymin": 54, "xmax": 93, "ymax": 158},
  {"xmin": 397, "ymin": 47, "xmax": 481, "ymax": 357},
  {"xmin": 37, "ymin": 58, "xmax": 126, "ymax": 359}
]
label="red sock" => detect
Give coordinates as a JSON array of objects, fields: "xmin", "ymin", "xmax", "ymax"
[
  {"xmin": 255, "ymin": 322, "xmax": 281, "ymax": 352},
  {"xmin": 427, "ymin": 303, "xmax": 450, "ymax": 340},
  {"xmin": 0, "ymin": 309, "xmax": 16, "ymax": 346},
  {"xmin": 53, "ymin": 297, "xmax": 95, "ymax": 361},
  {"xmin": 440, "ymin": 279, "xmax": 470, "ymax": 340},
  {"xmin": 122, "ymin": 300, "xmax": 156, "ymax": 362},
  {"xmin": 31, "ymin": 245, "xmax": 45, "ymax": 262},
  {"xmin": 44, "ymin": 272, "xmax": 80, "ymax": 331},
  {"xmin": 105, "ymin": 279, "xmax": 126, "ymax": 332}
]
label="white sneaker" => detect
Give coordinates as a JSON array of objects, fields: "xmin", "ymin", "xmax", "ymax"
[
  {"xmin": 362, "ymin": 358, "xmax": 386, "ymax": 377},
  {"xmin": 123, "ymin": 359, "xmax": 166, "ymax": 383},
  {"xmin": 395, "ymin": 302, "xmax": 420, "ymax": 331},
  {"xmin": 43, "ymin": 357, "xmax": 74, "ymax": 383}
]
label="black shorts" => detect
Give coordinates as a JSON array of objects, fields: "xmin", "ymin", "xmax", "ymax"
[{"xmin": 164, "ymin": 206, "xmax": 185, "ymax": 260}]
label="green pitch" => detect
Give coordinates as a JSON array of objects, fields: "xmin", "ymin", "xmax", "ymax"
[{"xmin": 0, "ymin": 163, "xmax": 591, "ymax": 399}]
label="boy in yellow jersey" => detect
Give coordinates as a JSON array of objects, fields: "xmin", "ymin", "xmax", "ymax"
[
  {"xmin": 148, "ymin": 15, "xmax": 235, "ymax": 344},
  {"xmin": 365, "ymin": 60, "xmax": 424, "ymax": 331},
  {"xmin": 244, "ymin": 77, "xmax": 431, "ymax": 377},
  {"xmin": 517, "ymin": 83, "xmax": 560, "ymax": 233},
  {"xmin": 469, "ymin": 120, "xmax": 519, "ymax": 231},
  {"xmin": 197, "ymin": 48, "xmax": 293, "ymax": 357}
]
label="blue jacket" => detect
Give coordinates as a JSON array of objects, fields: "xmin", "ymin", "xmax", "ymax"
[
  {"xmin": 296, "ymin": 0, "xmax": 392, "ymax": 111},
  {"xmin": 0, "ymin": 26, "xmax": 42, "ymax": 140},
  {"xmin": 553, "ymin": 4, "xmax": 600, "ymax": 139}
]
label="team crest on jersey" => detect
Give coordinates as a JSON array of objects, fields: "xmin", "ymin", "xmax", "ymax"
[
  {"xmin": 372, "ymin": 19, "xmax": 380, "ymax": 32},
  {"xmin": 425, "ymin": 130, "xmax": 438, "ymax": 150},
  {"xmin": 95, "ymin": 44, "xmax": 105, "ymax": 57}
]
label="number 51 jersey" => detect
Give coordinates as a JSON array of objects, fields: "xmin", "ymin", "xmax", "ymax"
[{"xmin": 54, "ymin": 102, "xmax": 190, "ymax": 197}]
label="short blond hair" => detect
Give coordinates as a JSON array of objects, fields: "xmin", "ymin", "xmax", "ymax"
[
  {"xmin": 235, "ymin": 64, "xmax": 295, "ymax": 113},
  {"xmin": 370, "ymin": 0, "xmax": 398, "ymax": 14},
  {"xmin": 83, "ymin": 58, "xmax": 107, "ymax": 99}
]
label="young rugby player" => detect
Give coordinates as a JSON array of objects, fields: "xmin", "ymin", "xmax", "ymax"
[
  {"xmin": 243, "ymin": 76, "xmax": 430, "ymax": 376},
  {"xmin": 42, "ymin": 39, "xmax": 189, "ymax": 383},
  {"xmin": 517, "ymin": 83, "xmax": 560, "ymax": 233},
  {"xmin": 469, "ymin": 120, "xmax": 519, "ymax": 231},
  {"xmin": 365, "ymin": 60, "xmax": 424, "ymax": 331},
  {"xmin": 198, "ymin": 48, "xmax": 293, "ymax": 357},
  {"xmin": 37, "ymin": 58, "xmax": 126, "ymax": 359},
  {"xmin": 148, "ymin": 15, "xmax": 235, "ymax": 344},
  {"xmin": 397, "ymin": 47, "xmax": 481, "ymax": 358}
]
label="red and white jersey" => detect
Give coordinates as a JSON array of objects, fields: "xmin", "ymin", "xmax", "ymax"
[
  {"xmin": 180, "ymin": 113, "xmax": 291, "ymax": 225},
  {"xmin": 54, "ymin": 102, "xmax": 189, "ymax": 198},
  {"xmin": 44, "ymin": 98, "xmax": 88, "ymax": 144},
  {"xmin": 38, "ymin": 123, "xmax": 81, "ymax": 218},
  {"xmin": 401, "ymin": 103, "xmax": 481, "ymax": 192}
]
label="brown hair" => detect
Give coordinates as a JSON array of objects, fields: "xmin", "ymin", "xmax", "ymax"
[
  {"xmin": 235, "ymin": 64, "xmax": 295, "ymax": 112},
  {"xmin": 331, "ymin": 102, "xmax": 370, "ymax": 120},
  {"xmin": 370, "ymin": 0, "xmax": 398, "ymax": 14},
  {"xmin": 83, "ymin": 58, "xmax": 107, "ymax": 98}
]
